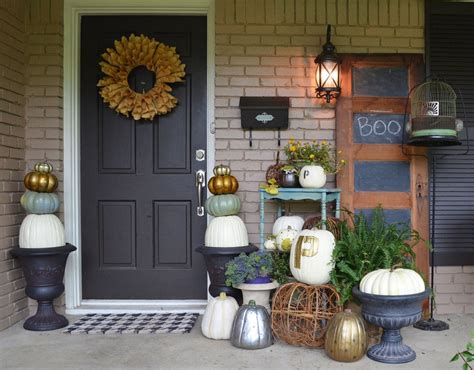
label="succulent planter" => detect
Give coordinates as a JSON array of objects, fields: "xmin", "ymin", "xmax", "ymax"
[
  {"xmin": 237, "ymin": 280, "xmax": 279, "ymax": 312},
  {"xmin": 196, "ymin": 245, "xmax": 258, "ymax": 304},
  {"xmin": 10, "ymin": 244, "xmax": 76, "ymax": 331},
  {"xmin": 352, "ymin": 287, "xmax": 430, "ymax": 364}
]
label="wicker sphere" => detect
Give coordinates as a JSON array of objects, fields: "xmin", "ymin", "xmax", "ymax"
[
  {"xmin": 302, "ymin": 216, "xmax": 342, "ymax": 240},
  {"xmin": 271, "ymin": 282, "xmax": 342, "ymax": 348},
  {"xmin": 324, "ymin": 309, "xmax": 368, "ymax": 362}
]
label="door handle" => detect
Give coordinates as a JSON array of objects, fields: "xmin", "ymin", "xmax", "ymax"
[{"xmin": 195, "ymin": 170, "xmax": 206, "ymax": 217}]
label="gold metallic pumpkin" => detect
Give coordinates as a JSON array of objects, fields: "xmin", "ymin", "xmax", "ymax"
[
  {"xmin": 324, "ymin": 309, "xmax": 368, "ymax": 362},
  {"xmin": 24, "ymin": 171, "xmax": 58, "ymax": 193},
  {"xmin": 34, "ymin": 161, "xmax": 53, "ymax": 173},
  {"xmin": 213, "ymin": 164, "xmax": 231, "ymax": 176},
  {"xmin": 208, "ymin": 175, "xmax": 238, "ymax": 195}
]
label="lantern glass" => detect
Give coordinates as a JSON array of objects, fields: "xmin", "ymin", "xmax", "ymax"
[{"xmin": 317, "ymin": 61, "xmax": 339, "ymax": 89}]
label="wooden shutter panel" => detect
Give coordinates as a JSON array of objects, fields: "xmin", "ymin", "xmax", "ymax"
[{"xmin": 428, "ymin": 3, "xmax": 474, "ymax": 266}]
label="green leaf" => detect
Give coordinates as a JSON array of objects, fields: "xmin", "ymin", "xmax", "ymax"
[{"xmin": 451, "ymin": 353, "xmax": 460, "ymax": 362}]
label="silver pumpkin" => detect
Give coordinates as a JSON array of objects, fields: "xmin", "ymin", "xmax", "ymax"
[{"xmin": 230, "ymin": 300, "xmax": 273, "ymax": 350}]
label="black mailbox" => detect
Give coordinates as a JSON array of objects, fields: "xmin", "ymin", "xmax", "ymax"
[{"xmin": 239, "ymin": 97, "xmax": 289, "ymax": 129}]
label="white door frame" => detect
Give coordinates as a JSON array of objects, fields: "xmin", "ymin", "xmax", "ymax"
[{"xmin": 63, "ymin": 0, "xmax": 215, "ymax": 312}]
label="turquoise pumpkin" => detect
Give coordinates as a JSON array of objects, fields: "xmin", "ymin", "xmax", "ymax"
[
  {"xmin": 205, "ymin": 194, "xmax": 241, "ymax": 217},
  {"xmin": 21, "ymin": 191, "xmax": 60, "ymax": 214}
]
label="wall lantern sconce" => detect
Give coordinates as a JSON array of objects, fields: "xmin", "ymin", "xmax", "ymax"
[{"xmin": 315, "ymin": 25, "xmax": 342, "ymax": 103}]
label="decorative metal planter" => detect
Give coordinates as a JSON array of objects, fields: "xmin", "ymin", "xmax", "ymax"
[
  {"xmin": 10, "ymin": 244, "xmax": 77, "ymax": 331},
  {"xmin": 280, "ymin": 172, "xmax": 299, "ymax": 188},
  {"xmin": 352, "ymin": 287, "xmax": 430, "ymax": 364},
  {"xmin": 196, "ymin": 245, "xmax": 258, "ymax": 304}
]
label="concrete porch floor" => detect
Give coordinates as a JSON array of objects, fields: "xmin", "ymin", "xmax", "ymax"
[{"xmin": 0, "ymin": 314, "xmax": 472, "ymax": 369}]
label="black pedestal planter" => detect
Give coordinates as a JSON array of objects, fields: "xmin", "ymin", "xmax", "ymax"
[
  {"xmin": 10, "ymin": 244, "xmax": 77, "ymax": 331},
  {"xmin": 353, "ymin": 287, "xmax": 430, "ymax": 364},
  {"xmin": 196, "ymin": 245, "xmax": 258, "ymax": 304}
]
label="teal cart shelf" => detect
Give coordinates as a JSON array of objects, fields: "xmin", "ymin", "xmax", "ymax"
[{"xmin": 259, "ymin": 188, "xmax": 341, "ymax": 248}]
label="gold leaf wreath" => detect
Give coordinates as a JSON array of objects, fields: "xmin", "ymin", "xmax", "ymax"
[{"xmin": 97, "ymin": 34, "xmax": 186, "ymax": 121}]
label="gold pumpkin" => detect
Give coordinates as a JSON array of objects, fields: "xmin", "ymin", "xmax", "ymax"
[
  {"xmin": 213, "ymin": 164, "xmax": 231, "ymax": 176},
  {"xmin": 34, "ymin": 161, "xmax": 53, "ymax": 173},
  {"xmin": 208, "ymin": 175, "xmax": 238, "ymax": 195},
  {"xmin": 324, "ymin": 309, "xmax": 368, "ymax": 362},
  {"xmin": 24, "ymin": 171, "xmax": 58, "ymax": 193}
]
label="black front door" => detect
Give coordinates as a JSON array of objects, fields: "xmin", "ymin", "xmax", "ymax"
[{"xmin": 80, "ymin": 16, "xmax": 207, "ymax": 299}]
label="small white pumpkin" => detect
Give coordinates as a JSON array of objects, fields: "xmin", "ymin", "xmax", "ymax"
[
  {"xmin": 360, "ymin": 267, "xmax": 425, "ymax": 296},
  {"xmin": 276, "ymin": 227, "xmax": 298, "ymax": 252},
  {"xmin": 205, "ymin": 215, "xmax": 249, "ymax": 248},
  {"xmin": 201, "ymin": 292, "xmax": 239, "ymax": 340},
  {"xmin": 19, "ymin": 214, "xmax": 65, "ymax": 248},
  {"xmin": 272, "ymin": 215, "xmax": 304, "ymax": 235},
  {"xmin": 289, "ymin": 228, "xmax": 335, "ymax": 284},
  {"xmin": 299, "ymin": 165, "xmax": 327, "ymax": 188},
  {"xmin": 264, "ymin": 238, "xmax": 276, "ymax": 251}
]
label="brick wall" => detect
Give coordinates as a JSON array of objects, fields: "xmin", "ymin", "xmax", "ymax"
[
  {"xmin": 215, "ymin": 0, "xmax": 471, "ymax": 315},
  {"xmin": 215, "ymin": 0, "xmax": 424, "ymax": 243},
  {"xmin": 0, "ymin": 0, "xmax": 28, "ymax": 331}
]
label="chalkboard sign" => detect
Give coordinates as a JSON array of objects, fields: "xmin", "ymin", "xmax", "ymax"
[
  {"xmin": 352, "ymin": 67, "xmax": 408, "ymax": 97},
  {"xmin": 353, "ymin": 113, "xmax": 406, "ymax": 144},
  {"xmin": 355, "ymin": 161, "xmax": 410, "ymax": 192},
  {"xmin": 356, "ymin": 208, "xmax": 411, "ymax": 227}
]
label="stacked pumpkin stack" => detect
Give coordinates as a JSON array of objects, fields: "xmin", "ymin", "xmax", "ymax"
[
  {"xmin": 204, "ymin": 165, "xmax": 248, "ymax": 248},
  {"xmin": 19, "ymin": 161, "xmax": 65, "ymax": 248}
]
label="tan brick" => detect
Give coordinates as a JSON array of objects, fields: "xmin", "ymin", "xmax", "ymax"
[
  {"xmin": 215, "ymin": 66, "xmax": 245, "ymax": 76},
  {"xmin": 277, "ymin": 87, "xmax": 304, "ymax": 97},
  {"xmin": 291, "ymin": 36, "xmax": 320, "ymax": 46},
  {"xmin": 230, "ymin": 56, "xmax": 259, "ymax": 66},
  {"xmin": 260, "ymin": 36, "xmax": 291, "ymax": 46},
  {"xmin": 365, "ymin": 27, "xmax": 395, "ymax": 37},
  {"xmin": 216, "ymin": 45, "xmax": 245, "ymax": 56},
  {"xmin": 245, "ymin": 46, "xmax": 274, "ymax": 56},
  {"xmin": 230, "ymin": 35, "xmax": 260, "ymax": 45},
  {"xmin": 230, "ymin": 77, "xmax": 259, "ymax": 86},
  {"xmin": 246, "ymin": 25, "xmax": 275, "ymax": 34},
  {"xmin": 260, "ymin": 77, "xmax": 291, "ymax": 87},
  {"xmin": 396, "ymin": 28, "xmax": 424, "ymax": 38},
  {"xmin": 244, "ymin": 87, "xmax": 276, "ymax": 96},
  {"xmin": 261, "ymin": 56, "xmax": 290, "ymax": 66},
  {"xmin": 351, "ymin": 37, "xmax": 380, "ymax": 47},
  {"xmin": 275, "ymin": 67, "xmax": 305, "ymax": 77},
  {"xmin": 246, "ymin": 66, "xmax": 275, "ymax": 76},
  {"xmin": 275, "ymin": 26, "xmax": 305, "ymax": 35},
  {"xmin": 336, "ymin": 26, "xmax": 365, "ymax": 36},
  {"xmin": 276, "ymin": 46, "xmax": 305, "ymax": 56}
]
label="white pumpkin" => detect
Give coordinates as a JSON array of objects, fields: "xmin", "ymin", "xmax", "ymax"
[
  {"xmin": 19, "ymin": 214, "xmax": 65, "ymax": 249},
  {"xmin": 264, "ymin": 238, "xmax": 276, "ymax": 250},
  {"xmin": 276, "ymin": 227, "xmax": 298, "ymax": 252},
  {"xmin": 205, "ymin": 215, "xmax": 249, "ymax": 247},
  {"xmin": 289, "ymin": 228, "xmax": 335, "ymax": 284},
  {"xmin": 272, "ymin": 215, "xmax": 304, "ymax": 235},
  {"xmin": 299, "ymin": 165, "xmax": 327, "ymax": 188},
  {"xmin": 360, "ymin": 268, "xmax": 425, "ymax": 296},
  {"xmin": 201, "ymin": 292, "xmax": 239, "ymax": 340}
]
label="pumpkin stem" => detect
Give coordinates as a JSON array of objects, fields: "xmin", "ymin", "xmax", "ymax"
[
  {"xmin": 219, "ymin": 292, "xmax": 227, "ymax": 299},
  {"xmin": 248, "ymin": 300, "xmax": 256, "ymax": 306},
  {"xmin": 390, "ymin": 263, "xmax": 403, "ymax": 272}
]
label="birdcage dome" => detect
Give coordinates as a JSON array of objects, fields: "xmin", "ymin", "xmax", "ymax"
[{"xmin": 408, "ymin": 81, "xmax": 461, "ymax": 146}]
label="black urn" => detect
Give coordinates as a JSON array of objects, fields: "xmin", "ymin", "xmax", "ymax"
[
  {"xmin": 196, "ymin": 245, "xmax": 258, "ymax": 305},
  {"xmin": 10, "ymin": 244, "xmax": 76, "ymax": 331},
  {"xmin": 353, "ymin": 287, "xmax": 430, "ymax": 364}
]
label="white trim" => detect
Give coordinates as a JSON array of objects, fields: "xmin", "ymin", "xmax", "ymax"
[
  {"xmin": 66, "ymin": 300, "xmax": 207, "ymax": 315},
  {"xmin": 63, "ymin": 0, "xmax": 215, "ymax": 310}
]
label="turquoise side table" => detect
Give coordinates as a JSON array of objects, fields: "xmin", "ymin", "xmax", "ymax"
[{"xmin": 259, "ymin": 188, "xmax": 341, "ymax": 248}]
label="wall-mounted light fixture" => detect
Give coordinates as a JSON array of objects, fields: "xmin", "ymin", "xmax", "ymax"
[{"xmin": 315, "ymin": 25, "xmax": 342, "ymax": 103}]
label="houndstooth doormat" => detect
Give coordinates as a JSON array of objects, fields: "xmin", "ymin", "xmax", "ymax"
[{"xmin": 64, "ymin": 313, "xmax": 199, "ymax": 334}]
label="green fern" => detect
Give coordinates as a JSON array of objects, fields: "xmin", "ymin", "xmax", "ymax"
[{"xmin": 330, "ymin": 206, "xmax": 426, "ymax": 305}]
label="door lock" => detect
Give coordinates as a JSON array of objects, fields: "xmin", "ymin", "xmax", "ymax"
[{"xmin": 196, "ymin": 149, "xmax": 206, "ymax": 162}]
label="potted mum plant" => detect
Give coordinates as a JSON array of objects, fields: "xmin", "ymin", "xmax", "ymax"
[
  {"xmin": 225, "ymin": 252, "xmax": 279, "ymax": 311},
  {"xmin": 283, "ymin": 139, "xmax": 346, "ymax": 188}
]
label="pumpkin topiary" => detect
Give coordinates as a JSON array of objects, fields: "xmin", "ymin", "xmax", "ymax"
[
  {"xmin": 19, "ymin": 214, "xmax": 65, "ymax": 248},
  {"xmin": 205, "ymin": 194, "xmax": 241, "ymax": 217},
  {"xmin": 21, "ymin": 191, "xmax": 60, "ymax": 214},
  {"xmin": 204, "ymin": 215, "xmax": 248, "ymax": 248}
]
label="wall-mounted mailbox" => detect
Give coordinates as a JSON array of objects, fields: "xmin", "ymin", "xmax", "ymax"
[{"xmin": 239, "ymin": 97, "xmax": 290, "ymax": 146}]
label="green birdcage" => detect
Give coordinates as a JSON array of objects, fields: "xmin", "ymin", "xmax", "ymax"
[{"xmin": 407, "ymin": 81, "xmax": 463, "ymax": 146}]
